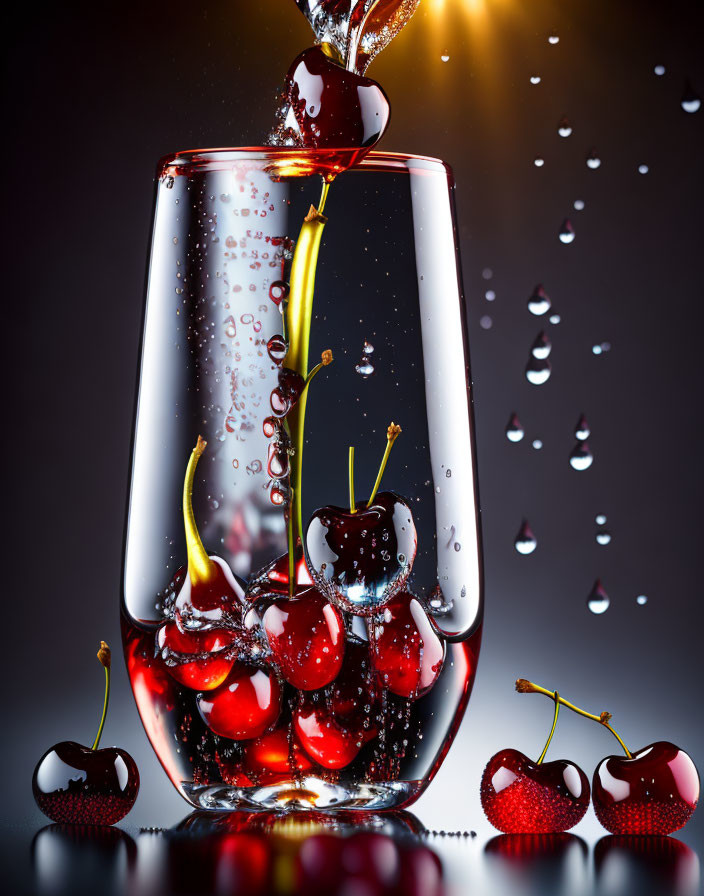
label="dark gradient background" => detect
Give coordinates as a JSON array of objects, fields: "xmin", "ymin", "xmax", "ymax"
[{"xmin": 2, "ymin": 0, "xmax": 703, "ymax": 892}]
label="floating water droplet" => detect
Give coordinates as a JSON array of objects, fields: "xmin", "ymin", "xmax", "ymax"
[
  {"xmin": 485, "ymin": 289, "xmax": 496, "ymax": 301},
  {"xmin": 530, "ymin": 75, "xmax": 541, "ymax": 85},
  {"xmin": 514, "ymin": 520, "xmax": 537, "ymax": 555},
  {"xmin": 527, "ymin": 284, "xmax": 551, "ymax": 316},
  {"xmin": 574, "ymin": 199, "xmax": 585, "ymax": 211},
  {"xmin": 355, "ymin": 358, "xmax": 375, "ymax": 377},
  {"xmin": 548, "ymin": 34, "xmax": 559, "ymax": 44},
  {"xmin": 654, "ymin": 65, "xmax": 665, "ymax": 76},
  {"xmin": 531, "ymin": 330, "xmax": 552, "ymax": 359},
  {"xmin": 636, "ymin": 594, "xmax": 648, "ymax": 606},
  {"xmin": 482, "ymin": 267, "xmax": 493, "ymax": 280},
  {"xmin": 587, "ymin": 579, "xmax": 610, "ymax": 614},
  {"xmin": 534, "ymin": 156, "xmax": 545, "ymax": 168},
  {"xmin": 681, "ymin": 81, "xmax": 701, "ymax": 113},
  {"xmin": 569, "ymin": 441, "xmax": 593, "ymax": 470},
  {"xmin": 362, "ymin": 340, "xmax": 374, "ymax": 354},
  {"xmin": 532, "ymin": 439, "xmax": 543, "ymax": 450},
  {"xmin": 596, "ymin": 529, "xmax": 612, "ymax": 545},
  {"xmin": 441, "ymin": 53, "xmax": 450, "ymax": 63},
  {"xmin": 575, "ymin": 413, "xmax": 590, "ymax": 440},
  {"xmin": 559, "ymin": 219, "xmax": 576, "ymax": 244},
  {"xmin": 215, "ymin": 429, "xmax": 226, "ymax": 442},
  {"xmin": 592, "ymin": 341, "xmax": 611, "ymax": 355},
  {"xmin": 586, "ymin": 149, "xmax": 602, "ymax": 169},
  {"xmin": 638, "ymin": 164, "xmax": 649, "ymax": 174},
  {"xmin": 558, "ymin": 117, "xmax": 572, "ymax": 137},
  {"xmin": 480, "ymin": 315, "xmax": 493, "ymax": 330},
  {"xmin": 505, "ymin": 413, "xmax": 525, "ymax": 443},
  {"xmin": 549, "ymin": 313, "xmax": 561, "ymax": 325},
  {"xmin": 595, "ymin": 513, "xmax": 607, "ymax": 525},
  {"xmin": 525, "ymin": 357, "xmax": 552, "ymax": 385}
]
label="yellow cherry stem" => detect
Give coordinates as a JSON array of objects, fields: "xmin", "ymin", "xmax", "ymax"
[
  {"xmin": 92, "ymin": 641, "xmax": 111, "ymax": 751},
  {"xmin": 367, "ymin": 422, "xmax": 402, "ymax": 507},
  {"xmin": 536, "ymin": 691, "xmax": 560, "ymax": 765},
  {"xmin": 183, "ymin": 436, "xmax": 214, "ymax": 586},
  {"xmin": 349, "ymin": 446, "xmax": 356, "ymax": 513},
  {"xmin": 516, "ymin": 678, "xmax": 632, "ymax": 758}
]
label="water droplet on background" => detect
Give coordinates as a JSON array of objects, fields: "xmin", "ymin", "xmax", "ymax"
[
  {"xmin": 480, "ymin": 315, "xmax": 493, "ymax": 330},
  {"xmin": 534, "ymin": 156, "xmax": 545, "ymax": 168},
  {"xmin": 362, "ymin": 340, "xmax": 374, "ymax": 354},
  {"xmin": 596, "ymin": 530, "xmax": 612, "ymax": 545},
  {"xmin": 654, "ymin": 64, "xmax": 665, "ymax": 76},
  {"xmin": 528, "ymin": 284, "xmax": 551, "ymax": 316},
  {"xmin": 548, "ymin": 34, "xmax": 560, "ymax": 45},
  {"xmin": 505, "ymin": 413, "xmax": 525, "ymax": 443},
  {"xmin": 485, "ymin": 289, "xmax": 496, "ymax": 301},
  {"xmin": 592, "ymin": 341, "xmax": 611, "ymax": 355},
  {"xmin": 532, "ymin": 439, "xmax": 543, "ymax": 450},
  {"xmin": 549, "ymin": 313, "xmax": 561, "ymax": 325},
  {"xmin": 558, "ymin": 117, "xmax": 572, "ymax": 137},
  {"xmin": 574, "ymin": 199, "xmax": 585, "ymax": 211},
  {"xmin": 575, "ymin": 413, "xmax": 590, "ymax": 440},
  {"xmin": 586, "ymin": 149, "xmax": 602, "ymax": 169},
  {"xmin": 569, "ymin": 441, "xmax": 593, "ymax": 470},
  {"xmin": 559, "ymin": 219, "xmax": 576, "ymax": 244},
  {"xmin": 681, "ymin": 81, "xmax": 701, "ymax": 113},
  {"xmin": 595, "ymin": 513, "xmax": 607, "ymax": 525},
  {"xmin": 482, "ymin": 267, "xmax": 493, "ymax": 280},
  {"xmin": 267, "ymin": 334, "xmax": 287, "ymax": 364},
  {"xmin": 514, "ymin": 519, "xmax": 537, "ymax": 555},
  {"xmin": 355, "ymin": 358, "xmax": 375, "ymax": 377},
  {"xmin": 636, "ymin": 594, "xmax": 648, "ymax": 606},
  {"xmin": 441, "ymin": 53, "xmax": 450, "ymax": 63},
  {"xmin": 526, "ymin": 357, "xmax": 552, "ymax": 385},
  {"xmin": 531, "ymin": 330, "xmax": 552, "ymax": 360},
  {"xmin": 587, "ymin": 579, "xmax": 610, "ymax": 614},
  {"xmin": 530, "ymin": 75, "xmax": 541, "ymax": 85},
  {"xmin": 638, "ymin": 164, "xmax": 649, "ymax": 174}
]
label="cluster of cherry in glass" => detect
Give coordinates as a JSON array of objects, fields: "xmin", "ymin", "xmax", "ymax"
[{"xmin": 156, "ymin": 507, "xmax": 444, "ymax": 781}]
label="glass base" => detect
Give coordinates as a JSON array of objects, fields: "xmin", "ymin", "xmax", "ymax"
[{"xmin": 182, "ymin": 777, "xmax": 423, "ymax": 812}]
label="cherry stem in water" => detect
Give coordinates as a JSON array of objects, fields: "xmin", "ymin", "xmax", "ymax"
[
  {"xmin": 349, "ymin": 446, "xmax": 356, "ymax": 513},
  {"xmin": 536, "ymin": 691, "xmax": 560, "ymax": 765},
  {"xmin": 92, "ymin": 641, "xmax": 111, "ymax": 751},
  {"xmin": 516, "ymin": 678, "xmax": 632, "ymax": 758},
  {"xmin": 183, "ymin": 436, "xmax": 214, "ymax": 587},
  {"xmin": 367, "ymin": 422, "xmax": 402, "ymax": 506}
]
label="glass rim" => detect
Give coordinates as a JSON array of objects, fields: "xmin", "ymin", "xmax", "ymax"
[{"xmin": 158, "ymin": 147, "xmax": 452, "ymax": 180}]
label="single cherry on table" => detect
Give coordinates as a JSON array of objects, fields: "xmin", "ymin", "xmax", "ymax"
[{"xmin": 33, "ymin": 642, "xmax": 139, "ymax": 825}]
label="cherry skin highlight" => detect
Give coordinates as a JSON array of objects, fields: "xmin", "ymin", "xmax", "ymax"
[
  {"xmin": 32, "ymin": 742, "xmax": 139, "ymax": 826},
  {"xmin": 592, "ymin": 741, "xmax": 699, "ymax": 835},
  {"xmin": 480, "ymin": 748, "xmax": 590, "ymax": 833},
  {"xmin": 262, "ymin": 590, "xmax": 345, "ymax": 690},
  {"xmin": 196, "ymin": 663, "xmax": 282, "ymax": 740},
  {"xmin": 369, "ymin": 593, "xmax": 444, "ymax": 699},
  {"xmin": 156, "ymin": 621, "xmax": 237, "ymax": 691},
  {"xmin": 244, "ymin": 724, "xmax": 314, "ymax": 776},
  {"xmin": 293, "ymin": 699, "xmax": 373, "ymax": 769},
  {"xmin": 174, "ymin": 555, "xmax": 245, "ymax": 631}
]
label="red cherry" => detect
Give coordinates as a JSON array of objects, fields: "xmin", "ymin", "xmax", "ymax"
[
  {"xmin": 369, "ymin": 594, "xmax": 445, "ymax": 699},
  {"xmin": 592, "ymin": 741, "xmax": 699, "ymax": 835},
  {"xmin": 244, "ymin": 725, "xmax": 314, "ymax": 775},
  {"xmin": 196, "ymin": 663, "xmax": 282, "ymax": 741},
  {"xmin": 283, "ymin": 46, "xmax": 390, "ymax": 151},
  {"xmin": 174, "ymin": 555, "xmax": 245, "ymax": 630},
  {"xmin": 156, "ymin": 622, "xmax": 236, "ymax": 691},
  {"xmin": 329, "ymin": 642, "xmax": 379, "ymax": 719},
  {"xmin": 246, "ymin": 552, "xmax": 313, "ymax": 601},
  {"xmin": 293, "ymin": 700, "xmax": 372, "ymax": 769},
  {"xmin": 296, "ymin": 833, "xmax": 344, "ymax": 895},
  {"xmin": 399, "ymin": 845, "xmax": 444, "ymax": 896},
  {"xmin": 262, "ymin": 590, "xmax": 345, "ymax": 690},
  {"xmin": 480, "ymin": 748, "xmax": 590, "ymax": 833},
  {"xmin": 214, "ymin": 754, "xmax": 254, "ymax": 787}
]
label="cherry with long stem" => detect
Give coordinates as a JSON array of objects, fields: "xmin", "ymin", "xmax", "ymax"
[
  {"xmin": 92, "ymin": 641, "xmax": 111, "ymax": 750},
  {"xmin": 367, "ymin": 423, "xmax": 401, "ymax": 506},
  {"xmin": 516, "ymin": 678, "xmax": 632, "ymax": 758},
  {"xmin": 535, "ymin": 691, "xmax": 560, "ymax": 765}
]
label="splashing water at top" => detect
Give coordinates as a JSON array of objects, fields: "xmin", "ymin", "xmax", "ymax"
[
  {"xmin": 587, "ymin": 580, "xmax": 610, "ymax": 614},
  {"xmin": 569, "ymin": 441, "xmax": 593, "ymax": 470},
  {"xmin": 505, "ymin": 413, "xmax": 524, "ymax": 443},
  {"xmin": 514, "ymin": 520, "xmax": 537, "ymax": 555},
  {"xmin": 527, "ymin": 284, "xmax": 551, "ymax": 316},
  {"xmin": 559, "ymin": 219, "xmax": 576, "ymax": 244}
]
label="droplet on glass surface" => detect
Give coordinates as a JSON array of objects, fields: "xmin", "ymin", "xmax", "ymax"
[
  {"xmin": 532, "ymin": 439, "xmax": 543, "ymax": 450},
  {"xmin": 636, "ymin": 594, "xmax": 648, "ymax": 606},
  {"xmin": 681, "ymin": 81, "xmax": 701, "ymax": 113},
  {"xmin": 362, "ymin": 340, "xmax": 374, "ymax": 354},
  {"xmin": 569, "ymin": 441, "xmax": 593, "ymax": 470},
  {"xmin": 654, "ymin": 64, "xmax": 665, "ymax": 76},
  {"xmin": 527, "ymin": 284, "xmax": 551, "ymax": 316},
  {"xmin": 596, "ymin": 529, "xmax": 612, "ymax": 545},
  {"xmin": 534, "ymin": 156, "xmax": 545, "ymax": 168},
  {"xmin": 355, "ymin": 358, "xmax": 375, "ymax": 377},
  {"xmin": 531, "ymin": 330, "xmax": 552, "ymax": 360},
  {"xmin": 269, "ymin": 280, "xmax": 289, "ymax": 306},
  {"xmin": 558, "ymin": 117, "xmax": 572, "ymax": 137},
  {"xmin": 549, "ymin": 313, "xmax": 561, "ymax": 325},
  {"xmin": 586, "ymin": 149, "xmax": 602, "ymax": 169},
  {"xmin": 267, "ymin": 334, "xmax": 288, "ymax": 364},
  {"xmin": 480, "ymin": 315, "xmax": 493, "ymax": 330},
  {"xmin": 638, "ymin": 164, "xmax": 649, "ymax": 174},
  {"xmin": 485, "ymin": 289, "xmax": 496, "ymax": 301},
  {"xmin": 574, "ymin": 199, "xmax": 585, "ymax": 211},
  {"xmin": 525, "ymin": 357, "xmax": 552, "ymax": 385},
  {"xmin": 559, "ymin": 219, "xmax": 576, "ymax": 244},
  {"xmin": 505, "ymin": 413, "xmax": 525, "ymax": 443},
  {"xmin": 514, "ymin": 520, "xmax": 537, "ymax": 555},
  {"xmin": 575, "ymin": 413, "xmax": 590, "ymax": 440},
  {"xmin": 530, "ymin": 75, "xmax": 541, "ymax": 85},
  {"xmin": 587, "ymin": 579, "xmax": 610, "ymax": 614},
  {"xmin": 595, "ymin": 514, "xmax": 607, "ymax": 525}
]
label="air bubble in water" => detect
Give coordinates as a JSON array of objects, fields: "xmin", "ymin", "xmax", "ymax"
[
  {"xmin": 527, "ymin": 284, "xmax": 551, "ymax": 316},
  {"xmin": 514, "ymin": 520, "xmax": 537, "ymax": 555},
  {"xmin": 525, "ymin": 357, "xmax": 552, "ymax": 385},
  {"xmin": 575, "ymin": 413, "xmax": 590, "ymax": 440},
  {"xmin": 636, "ymin": 594, "xmax": 648, "ymax": 606},
  {"xmin": 587, "ymin": 579, "xmax": 610, "ymax": 614},
  {"xmin": 505, "ymin": 413, "xmax": 525, "ymax": 442},
  {"xmin": 559, "ymin": 219, "xmax": 576, "ymax": 244},
  {"xmin": 638, "ymin": 164, "xmax": 649, "ymax": 174},
  {"xmin": 569, "ymin": 441, "xmax": 593, "ymax": 470},
  {"xmin": 595, "ymin": 514, "xmax": 607, "ymax": 525},
  {"xmin": 531, "ymin": 330, "xmax": 552, "ymax": 359},
  {"xmin": 355, "ymin": 358, "xmax": 375, "ymax": 377},
  {"xmin": 574, "ymin": 199, "xmax": 585, "ymax": 211},
  {"xmin": 654, "ymin": 65, "xmax": 665, "ymax": 76},
  {"xmin": 586, "ymin": 149, "xmax": 602, "ymax": 169},
  {"xmin": 681, "ymin": 81, "xmax": 701, "ymax": 113},
  {"xmin": 480, "ymin": 315, "xmax": 493, "ymax": 330},
  {"xmin": 530, "ymin": 75, "xmax": 541, "ymax": 85},
  {"xmin": 558, "ymin": 117, "xmax": 572, "ymax": 137},
  {"xmin": 534, "ymin": 157, "xmax": 545, "ymax": 168}
]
